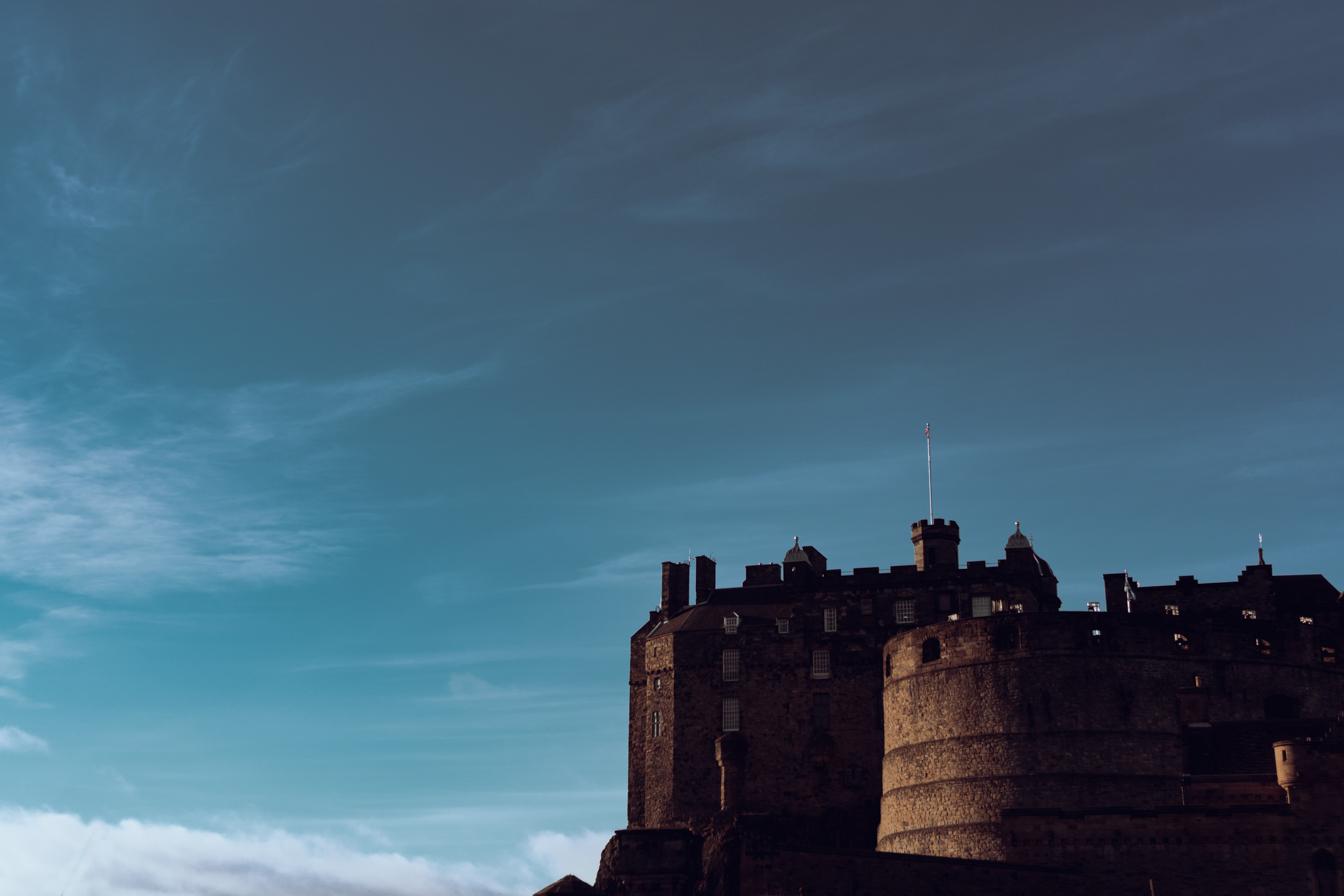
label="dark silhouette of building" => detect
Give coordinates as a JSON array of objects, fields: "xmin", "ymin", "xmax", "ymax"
[{"xmin": 536, "ymin": 518, "xmax": 1344, "ymax": 896}]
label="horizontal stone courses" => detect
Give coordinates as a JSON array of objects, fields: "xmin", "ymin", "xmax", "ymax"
[
  {"xmin": 881, "ymin": 772, "xmax": 1177, "ymax": 800},
  {"xmin": 881, "ymin": 729, "xmax": 1178, "ymax": 756},
  {"xmin": 882, "ymin": 651, "xmax": 1336, "ymax": 687}
]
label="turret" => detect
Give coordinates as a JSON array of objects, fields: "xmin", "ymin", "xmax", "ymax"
[{"xmin": 911, "ymin": 518, "xmax": 959, "ymax": 571}]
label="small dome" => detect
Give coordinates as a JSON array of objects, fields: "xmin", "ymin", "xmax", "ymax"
[
  {"xmin": 784, "ymin": 535, "xmax": 810, "ymax": 564},
  {"xmin": 1006, "ymin": 521, "xmax": 1032, "ymax": 551}
]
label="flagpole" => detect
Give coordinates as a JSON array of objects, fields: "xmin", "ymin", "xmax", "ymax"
[{"xmin": 924, "ymin": 423, "xmax": 933, "ymax": 523}]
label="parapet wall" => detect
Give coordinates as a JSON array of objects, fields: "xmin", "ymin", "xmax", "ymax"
[{"xmin": 878, "ymin": 612, "xmax": 1344, "ymax": 860}]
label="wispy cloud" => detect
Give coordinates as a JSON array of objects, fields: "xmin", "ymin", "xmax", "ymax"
[
  {"xmin": 0, "ymin": 361, "xmax": 487, "ymax": 599},
  {"xmin": 0, "ymin": 807, "xmax": 605, "ymax": 895},
  {"xmin": 0, "ymin": 726, "xmax": 48, "ymax": 753},
  {"xmin": 298, "ymin": 645, "xmax": 612, "ymax": 673}
]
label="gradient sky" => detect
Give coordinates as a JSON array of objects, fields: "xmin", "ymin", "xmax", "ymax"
[{"xmin": 2, "ymin": 1, "xmax": 1343, "ymax": 893}]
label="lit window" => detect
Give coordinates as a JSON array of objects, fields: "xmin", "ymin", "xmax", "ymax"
[
  {"xmin": 1300, "ymin": 616, "xmax": 1315, "ymax": 625},
  {"xmin": 653, "ymin": 677, "xmax": 662, "ymax": 691},
  {"xmin": 823, "ymin": 607, "xmax": 838, "ymax": 633},
  {"xmin": 1091, "ymin": 628, "xmax": 1103, "ymax": 640},
  {"xmin": 947, "ymin": 613, "xmax": 960, "ymax": 622},
  {"xmin": 1255, "ymin": 638, "xmax": 1273, "ymax": 657},
  {"xmin": 722, "ymin": 648, "xmax": 740, "ymax": 682},
  {"xmin": 776, "ymin": 618, "xmax": 790, "ymax": 634},
  {"xmin": 651, "ymin": 710, "xmax": 663, "ymax": 738},
  {"xmin": 1242, "ymin": 609, "xmax": 1258, "ymax": 620},
  {"xmin": 992, "ymin": 598, "xmax": 1006, "ymax": 614},
  {"xmin": 971, "ymin": 596, "xmax": 992, "ymax": 618},
  {"xmin": 721, "ymin": 697, "xmax": 740, "ymax": 732},
  {"xmin": 1086, "ymin": 602, "xmax": 1101, "ymax": 612},
  {"xmin": 1164, "ymin": 604, "xmax": 1181, "ymax": 617},
  {"xmin": 1173, "ymin": 632, "xmax": 1190, "ymax": 652},
  {"xmin": 811, "ymin": 649, "xmax": 831, "ymax": 679},
  {"xmin": 893, "ymin": 600, "xmax": 916, "ymax": 624},
  {"xmin": 1010, "ymin": 602, "xmax": 1024, "ymax": 614},
  {"xmin": 723, "ymin": 614, "xmax": 739, "ymax": 634},
  {"xmin": 1323, "ymin": 645, "xmax": 1338, "ymax": 665}
]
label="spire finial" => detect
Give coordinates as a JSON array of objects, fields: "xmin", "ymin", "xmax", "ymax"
[
  {"xmin": 1258, "ymin": 532, "xmax": 1265, "ymax": 566},
  {"xmin": 793, "ymin": 535, "xmax": 801, "ymax": 549},
  {"xmin": 1014, "ymin": 520, "xmax": 1021, "ymax": 533}
]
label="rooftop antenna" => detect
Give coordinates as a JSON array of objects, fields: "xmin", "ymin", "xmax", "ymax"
[
  {"xmin": 1258, "ymin": 533, "xmax": 1265, "ymax": 566},
  {"xmin": 924, "ymin": 422, "xmax": 934, "ymax": 523}
]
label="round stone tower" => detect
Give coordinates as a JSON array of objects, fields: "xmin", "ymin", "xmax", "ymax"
[{"xmin": 878, "ymin": 614, "xmax": 1189, "ymax": 860}]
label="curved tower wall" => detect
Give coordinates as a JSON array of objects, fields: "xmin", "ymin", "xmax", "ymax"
[{"xmin": 879, "ymin": 613, "xmax": 1344, "ymax": 860}]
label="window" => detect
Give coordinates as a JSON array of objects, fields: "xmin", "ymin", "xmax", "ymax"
[
  {"xmin": 884, "ymin": 654, "xmax": 893, "ymax": 677},
  {"xmin": 992, "ymin": 598, "xmax": 1006, "ymax": 614},
  {"xmin": 1086, "ymin": 602, "xmax": 1100, "ymax": 612},
  {"xmin": 721, "ymin": 697, "xmax": 740, "ymax": 732},
  {"xmin": 1242, "ymin": 608, "xmax": 1258, "ymax": 620},
  {"xmin": 823, "ymin": 607, "xmax": 838, "ymax": 633},
  {"xmin": 1090, "ymin": 628, "xmax": 1104, "ymax": 644},
  {"xmin": 971, "ymin": 596, "xmax": 992, "ymax": 618},
  {"xmin": 946, "ymin": 613, "xmax": 960, "ymax": 622},
  {"xmin": 1164, "ymin": 604, "xmax": 1181, "ymax": 617},
  {"xmin": 1255, "ymin": 637, "xmax": 1273, "ymax": 657},
  {"xmin": 1010, "ymin": 602, "xmax": 1024, "ymax": 614},
  {"xmin": 722, "ymin": 648, "xmax": 740, "ymax": 682},
  {"xmin": 811, "ymin": 649, "xmax": 831, "ymax": 679},
  {"xmin": 893, "ymin": 600, "xmax": 916, "ymax": 624},
  {"xmin": 860, "ymin": 597, "xmax": 873, "ymax": 615},
  {"xmin": 651, "ymin": 710, "xmax": 663, "ymax": 738},
  {"xmin": 921, "ymin": 637, "xmax": 941, "ymax": 663},
  {"xmin": 722, "ymin": 613, "xmax": 739, "ymax": 634},
  {"xmin": 776, "ymin": 618, "xmax": 790, "ymax": 635},
  {"xmin": 1173, "ymin": 632, "xmax": 1190, "ymax": 652},
  {"xmin": 1300, "ymin": 616, "xmax": 1315, "ymax": 625},
  {"xmin": 1324, "ymin": 644, "xmax": 1339, "ymax": 665},
  {"xmin": 653, "ymin": 677, "xmax": 662, "ymax": 692}
]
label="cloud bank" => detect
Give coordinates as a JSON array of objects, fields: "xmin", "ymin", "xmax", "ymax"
[{"xmin": 0, "ymin": 808, "xmax": 607, "ymax": 896}]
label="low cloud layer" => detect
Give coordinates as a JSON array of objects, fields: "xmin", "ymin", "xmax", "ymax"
[{"xmin": 0, "ymin": 808, "xmax": 606, "ymax": 896}]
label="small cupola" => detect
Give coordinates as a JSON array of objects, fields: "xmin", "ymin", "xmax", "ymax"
[{"xmin": 1006, "ymin": 521, "xmax": 1031, "ymax": 552}]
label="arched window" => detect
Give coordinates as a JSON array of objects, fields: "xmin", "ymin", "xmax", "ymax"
[
  {"xmin": 921, "ymin": 637, "xmax": 941, "ymax": 663},
  {"xmin": 1313, "ymin": 849, "xmax": 1338, "ymax": 896},
  {"xmin": 992, "ymin": 625, "xmax": 1018, "ymax": 650}
]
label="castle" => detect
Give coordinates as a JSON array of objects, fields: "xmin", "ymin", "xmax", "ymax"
[{"xmin": 535, "ymin": 518, "xmax": 1344, "ymax": 896}]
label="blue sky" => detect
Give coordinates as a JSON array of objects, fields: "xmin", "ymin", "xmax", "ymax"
[{"xmin": 1, "ymin": 1, "xmax": 1342, "ymax": 893}]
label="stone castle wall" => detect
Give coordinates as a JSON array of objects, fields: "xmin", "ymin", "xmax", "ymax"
[{"xmin": 879, "ymin": 612, "xmax": 1344, "ymax": 860}]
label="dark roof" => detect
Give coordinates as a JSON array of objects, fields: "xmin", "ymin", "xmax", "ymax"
[{"xmin": 534, "ymin": 874, "xmax": 598, "ymax": 895}]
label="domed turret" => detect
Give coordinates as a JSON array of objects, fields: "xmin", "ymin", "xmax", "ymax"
[
  {"xmin": 784, "ymin": 536, "xmax": 809, "ymax": 565},
  {"xmin": 1006, "ymin": 521, "xmax": 1031, "ymax": 552}
]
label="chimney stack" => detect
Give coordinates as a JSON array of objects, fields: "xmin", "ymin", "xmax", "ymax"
[{"xmin": 661, "ymin": 561, "xmax": 690, "ymax": 615}]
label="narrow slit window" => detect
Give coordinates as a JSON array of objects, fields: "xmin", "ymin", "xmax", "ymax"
[{"xmin": 651, "ymin": 710, "xmax": 663, "ymax": 738}]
